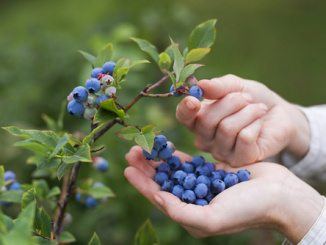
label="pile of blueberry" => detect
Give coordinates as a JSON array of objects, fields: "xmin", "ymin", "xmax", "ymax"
[
  {"xmin": 67, "ymin": 61, "xmax": 117, "ymax": 120},
  {"xmin": 0, "ymin": 170, "xmax": 22, "ymax": 207},
  {"xmin": 143, "ymin": 135, "xmax": 250, "ymax": 206},
  {"xmin": 170, "ymin": 85, "xmax": 203, "ymax": 100}
]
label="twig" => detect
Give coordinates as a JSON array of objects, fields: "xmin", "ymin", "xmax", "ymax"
[{"xmin": 141, "ymin": 92, "xmax": 173, "ymax": 97}]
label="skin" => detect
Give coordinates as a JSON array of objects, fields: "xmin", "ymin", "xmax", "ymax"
[
  {"xmin": 124, "ymin": 146, "xmax": 324, "ymax": 243},
  {"xmin": 176, "ymin": 74, "xmax": 310, "ymax": 166}
]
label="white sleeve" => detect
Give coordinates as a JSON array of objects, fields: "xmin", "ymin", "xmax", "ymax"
[{"xmin": 281, "ymin": 105, "xmax": 326, "ymax": 181}]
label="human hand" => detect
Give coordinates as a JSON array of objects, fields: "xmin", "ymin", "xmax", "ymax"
[
  {"xmin": 124, "ymin": 146, "xmax": 323, "ymax": 243},
  {"xmin": 176, "ymin": 74, "xmax": 310, "ymax": 166}
]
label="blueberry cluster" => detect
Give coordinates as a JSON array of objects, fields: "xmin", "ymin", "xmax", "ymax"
[
  {"xmin": 170, "ymin": 85, "xmax": 203, "ymax": 100},
  {"xmin": 67, "ymin": 61, "xmax": 117, "ymax": 120},
  {"xmin": 144, "ymin": 135, "xmax": 251, "ymax": 206},
  {"xmin": 0, "ymin": 171, "xmax": 22, "ymax": 207},
  {"xmin": 75, "ymin": 182, "xmax": 107, "ymax": 208},
  {"xmin": 92, "ymin": 156, "xmax": 109, "ymax": 172}
]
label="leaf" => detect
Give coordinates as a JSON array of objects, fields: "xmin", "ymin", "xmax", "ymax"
[
  {"xmin": 113, "ymin": 66, "xmax": 129, "ymax": 85},
  {"xmin": 34, "ymin": 208, "xmax": 51, "ymax": 238},
  {"xmin": 14, "ymin": 139, "xmax": 49, "ymax": 156},
  {"xmin": 100, "ymin": 99, "xmax": 126, "ymax": 119},
  {"xmin": 78, "ymin": 50, "xmax": 96, "ymax": 65},
  {"xmin": 56, "ymin": 162, "xmax": 70, "ymax": 180},
  {"xmin": 32, "ymin": 180, "xmax": 49, "ymax": 199},
  {"xmin": 88, "ymin": 233, "xmax": 101, "ymax": 245},
  {"xmin": 59, "ymin": 231, "xmax": 76, "ymax": 243},
  {"xmin": 131, "ymin": 38, "xmax": 159, "ymax": 63},
  {"xmin": 134, "ymin": 125, "xmax": 156, "ymax": 152},
  {"xmin": 94, "ymin": 43, "xmax": 113, "ymax": 67},
  {"xmin": 50, "ymin": 134, "xmax": 69, "ymax": 158},
  {"xmin": 170, "ymin": 42, "xmax": 184, "ymax": 83},
  {"xmin": 178, "ymin": 64, "xmax": 203, "ymax": 86},
  {"xmin": 82, "ymin": 123, "xmax": 106, "ymax": 145},
  {"xmin": 62, "ymin": 144, "xmax": 92, "ymax": 164},
  {"xmin": 188, "ymin": 19, "xmax": 217, "ymax": 49},
  {"xmin": 158, "ymin": 52, "xmax": 172, "ymax": 71},
  {"xmin": 21, "ymin": 188, "xmax": 36, "ymax": 209},
  {"xmin": 134, "ymin": 220, "xmax": 159, "ymax": 245},
  {"xmin": 0, "ymin": 190, "xmax": 23, "ymax": 203},
  {"xmin": 185, "ymin": 48, "xmax": 211, "ymax": 63},
  {"xmin": 129, "ymin": 59, "xmax": 150, "ymax": 68},
  {"xmin": 93, "ymin": 109, "xmax": 116, "ymax": 125},
  {"xmin": 0, "ymin": 212, "xmax": 13, "ymax": 234},
  {"xmin": 0, "ymin": 166, "xmax": 4, "ymax": 189},
  {"xmin": 41, "ymin": 114, "xmax": 58, "ymax": 131},
  {"xmin": 117, "ymin": 126, "xmax": 140, "ymax": 141},
  {"xmin": 87, "ymin": 185, "xmax": 115, "ymax": 199},
  {"xmin": 46, "ymin": 187, "xmax": 61, "ymax": 199}
]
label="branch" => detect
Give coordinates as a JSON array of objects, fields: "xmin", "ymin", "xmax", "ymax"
[{"xmin": 141, "ymin": 92, "xmax": 173, "ymax": 97}]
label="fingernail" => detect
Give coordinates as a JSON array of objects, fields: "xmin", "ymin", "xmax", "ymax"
[
  {"xmin": 154, "ymin": 194, "xmax": 164, "ymax": 207},
  {"xmin": 186, "ymin": 100, "xmax": 196, "ymax": 110}
]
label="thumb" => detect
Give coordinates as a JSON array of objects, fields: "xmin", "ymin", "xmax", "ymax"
[{"xmin": 176, "ymin": 96, "xmax": 201, "ymax": 129}]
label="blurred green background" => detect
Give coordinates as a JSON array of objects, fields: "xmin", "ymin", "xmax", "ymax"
[{"xmin": 1, "ymin": 0, "xmax": 326, "ymax": 244}]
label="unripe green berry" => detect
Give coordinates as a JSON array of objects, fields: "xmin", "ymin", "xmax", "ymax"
[
  {"xmin": 158, "ymin": 52, "xmax": 172, "ymax": 70},
  {"xmin": 83, "ymin": 108, "xmax": 97, "ymax": 120}
]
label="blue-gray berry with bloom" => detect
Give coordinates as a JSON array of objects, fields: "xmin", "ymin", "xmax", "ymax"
[
  {"xmin": 189, "ymin": 85, "xmax": 203, "ymax": 100},
  {"xmin": 67, "ymin": 100, "xmax": 85, "ymax": 117},
  {"xmin": 102, "ymin": 61, "xmax": 116, "ymax": 75},
  {"xmin": 72, "ymin": 86, "xmax": 88, "ymax": 102},
  {"xmin": 85, "ymin": 78, "xmax": 101, "ymax": 93},
  {"xmin": 91, "ymin": 67, "xmax": 103, "ymax": 78}
]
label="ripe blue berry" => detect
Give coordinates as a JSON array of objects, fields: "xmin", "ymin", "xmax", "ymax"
[
  {"xmin": 191, "ymin": 156, "xmax": 205, "ymax": 167},
  {"xmin": 85, "ymin": 196, "xmax": 98, "ymax": 208},
  {"xmin": 183, "ymin": 174, "xmax": 196, "ymax": 190},
  {"xmin": 211, "ymin": 179, "xmax": 225, "ymax": 194},
  {"xmin": 205, "ymin": 162, "xmax": 215, "ymax": 172},
  {"xmin": 4, "ymin": 171, "xmax": 16, "ymax": 181},
  {"xmin": 167, "ymin": 156, "xmax": 181, "ymax": 170},
  {"xmin": 211, "ymin": 171, "xmax": 222, "ymax": 181},
  {"xmin": 142, "ymin": 148, "xmax": 158, "ymax": 160},
  {"xmin": 95, "ymin": 95, "xmax": 109, "ymax": 105},
  {"xmin": 172, "ymin": 170, "xmax": 187, "ymax": 185},
  {"xmin": 224, "ymin": 173, "xmax": 239, "ymax": 188},
  {"xmin": 182, "ymin": 190, "xmax": 196, "ymax": 203},
  {"xmin": 172, "ymin": 185, "xmax": 184, "ymax": 198},
  {"xmin": 196, "ymin": 175, "xmax": 211, "ymax": 188},
  {"xmin": 189, "ymin": 85, "xmax": 203, "ymax": 100},
  {"xmin": 195, "ymin": 164, "xmax": 211, "ymax": 176},
  {"xmin": 85, "ymin": 78, "xmax": 101, "ymax": 93},
  {"xmin": 9, "ymin": 182, "xmax": 21, "ymax": 191},
  {"xmin": 91, "ymin": 67, "xmax": 103, "ymax": 78},
  {"xmin": 67, "ymin": 100, "xmax": 85, "ymax": 117},
  {"xmin": 194, "ymin": 183, "xmax": 208, "ymax": 198},
  {"xmin": 93, "ymin": 157, "xmax": 109, "ymax": 172},
  {"xmin": 181, "ymin": 162, "xmax": 194, "ymax": 173},
  {"xmin": 161, "ymin": 180, "xmax": 174, "ymax": 192},
  {"xmin": 205, "ymin": 191, "xmax": 214, "ymax": 203},
  {"xmin": 75, "ymin": 193, "xmax": 84, "ymax": 202},
  {"xmin": 72, "ymin": 86, "xmax": 88, "ymax": 102},
  {"xmin": 215, "ymin": 169, "xmax": 227, "ymax": 179},
  {"xmin": 154, "ymin": 172, "xmax": 169, "ymax": 185},
  {"xmin": 158, "ymin": 146, "xmax": 173, "ymax": 160},
  {"xmin": 154, "ymin": 135, "xmax": 168, "ymax": 151},
  {"xmin": 102, "ymin": 61, "xmax": 116, "ymax": 75},
  {"xmin": 157, "ymin": 163, "xmax": 170, "ymax": 174},
  {"xmin": 237, "ymin": 169, "xmax": 251, "ymax": 182},
  {"xmin": 195, "ymin": 199, "xmax": 208, "ymax": 206},
  {"xmin": 169, "ymin": 85, "xmax": 182, "ymax": 97}
]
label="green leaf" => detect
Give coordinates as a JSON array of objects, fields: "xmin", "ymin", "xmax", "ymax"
[
  {"xmin": 117, "ymin": 126, "xmax": 140, "ymax": 141},
  {"xmin": 88, "ymin": 185, "xmax": 115, "ymax": 199},
  {"xmin": 134, "ymin": 125, "xmax": 156, "ymax": 152},
  {"xmin": 88, "ymin": 233, "xmax": 101, "ymax": 245},
  {"xmin": 130, "ymin": 59, "xmax": 150, "ymax": 68},
  {"xmin": 0, "ymin": 212, "xmax": 13, "ymax": 234},
  {"xmin": 62, "ymin": 144, "xmax": 92, "ymax": 164},
  {"xmin": 99, "ymin": 99, "xmax": 126, "ymax": 120},
  {"xmin": 94, "ymin": 43, "xmax": 113, "ymax": 67},
  {"xmin": 14, "ymin": 139, "xmax": 49, "ymax": 156},
  {"xmin": 0, "ymin": 166, "xmax": 4, "ymax": 189},
  {"xmin": 134, "ymin": 220, "xmax": 159, "ymax": 245},
  {"xmin": 21, "ymin": 188, "xmax": 36, "ymax": 209},
  {"xmin": 0, "ymin": 190, "xmax": 23, "ymax": 203},
  {"xmin": 188, "ymin": 19, "xmax": 217, "ymax": 49},
  {"xmin": 158, "ymin": 52, "xmax": 172, "ymax": 71},
  {"xmin": 56, "ymin": 162, "xmax": 70, "ymax": 180},
  {"xmin": 93, "ymin": 109, "xmax": 115, "ymax": 125},
  {"xmin": 131, "ymin": 38, "xmax": 159, "ymax": 63},
  {"xmin": 34, "ymin": 208, "xmax": 51, "ymax": 238},
  {"xmin": 50, "ymin": 134, "xmax": 69, "ymax": 158},
  {"xmin": 170, "ymin": 42, "xmax": 184, "ymax": 83},
  {"xmin": 41, "ymin": 114, "xmax": 58, "ymax": 131},
  {"xmin": 82, "ymin": 123, "xmax": 106, "ymax": 144},
  {"xmin": 178, "ymin": 64, "xmax": 203, "ymax": 86},
  {"xmin": 78, "ymin": 50, "xmax": 96, "ymax": 65},
  {"xmin": 113, "ymin": 66, "xmax": 129, "ymax": 85},
  {"xmin": 46, "ymin": 187, "xmax": 61, "ymax": 199},
  {"xmin": 185, "ymin": 48, "xmax": 211, "ymax": 63},
  {"xmin": 59, "ymin": 231, "xmax": 76, "ymax": 243},
  {"xmin": 32, "ymin": 180, "xmax": 49, "ymax": 199}
]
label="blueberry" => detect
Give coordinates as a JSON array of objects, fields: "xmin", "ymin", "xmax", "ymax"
[
  {"xmin": 167, "ymin": 156, "xmax": 181, "ymax": 170},
  {"xmin": 95, "ymin": 95, "xmax": 109, "ymax": 105},
  {"xmin": 154, "ymin": 135, "xmax": 167, "ymax": 151},
  {"xmin": 85, "ymin": 196, "xmax": 98, "ymax": 208},
  {"xmin": 102, "ymin": 61, "xmax": 116, "ymax": 75},
  {"xmin": 183, "ymin": 174, "xmax": 196, "ymax": 190},
  {"xmin": 161, "ymin": 180, "xmax": 174, "ymax": 192},
  {"xmin": 94, "ymin": 157, "xmax": 109, "ymax": 172},
  {"xmin": 4, "ymin": 171, "xmax": 16, "ymax": 181},
  {"xmin": 9, "ymin": 182, "xmax": 21, "ymax": 191},
  {"xmin": 196, "ymin": 175, "xmax": 211, "ymax": 188},
  {"xmin": 211, "ymin": 179, "xmax": 225, "ymax": 194},
  {"xmin": 191, "ymin": 156, "xmax": 205, "ymax": 167},
  {"xmin": 224, "ymin": 173, "xmax": 239, "ymax": 188},
  {"xmin": 195, "ymin": 165, "xmax": 211, "ymax": 176},
  {"xmin": 157, "ymin": 163, "xmax": 170, "ymax": 174},
  {"xmin": 205, "ymin": 162, "xmax": 215, "ymax": 172},
  {"xmin": 194, "ymin": 183, "xmax": 208, "ymax": 198},
  {"xmin": 182, "ymin": 190, "xmax": 196, "ymax": 203},
  {"xmin": 154, "ymin": 172, "xmax": 169, "ymax": 185},
  {"xmin": 67, "ymin": 100, "xmax": 85, "ymax": 117},
  {"xmin": 72, "ymin": 86, "xmax": 88, "ymax": 102},
  {"xmin": 75, "ymin": 193, "xmax": 83, "ymax": 202},
  {"xmin": 85, "ymin": 78, "xmax": 101, "ymax": 93},
  {"xmin": 237, "ymin": 169, "xmax": 251, "ymax": 182},
  {"xmin": 205, "ymin": 191, "xmax": 214, "ymax": 203},
  {"xmin": 172, "ymin": 185, "xmax": 184, "ymax": 198},
  {"xmin": 195, "ymin": 199, "xmax": 208, "ymax": 206},
  {"xmin": 215, "ymin": 169, "xmax": 227, "ymax": 179},
  {"xmin": 142, "ymin": 148, "xmax": 158, "ymax": 160},
  {"xmin": 189, "ymin": 85, "xmax": 203, "ymax": 100},
  {"xmin": 105, "ymin": 86, "xmax": 117, "ymax": 96},
  {"xmin": 172, "ymin": 170, "xmax": 187, "ymax": 185},
  {"xmin": 169, "ymin": 85, "xmax": 182, "ymax": 97},
  {"xmin": 158, "ymin": 146, "xmax": 173, "ymax": 160},
  {"xmin": 181, "ymin": 162, "xmax": 194, "ymax": 173},
  {"xmin": 211, "ymin": 171, "xmax": 222, "ymax": 181},
  {"xmin": 91, "ymin": 67, "xmax": 103, "ymax": 78}
]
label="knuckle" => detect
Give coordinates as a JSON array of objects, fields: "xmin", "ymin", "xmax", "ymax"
[
  {"xmin": 218, "ymin": 120, "xmax": 235, "ymax": 136},
  {"xmin": 238, "ymin": 129, "xmax": 254, "ymax": 144},
  {"xmin": 223, "ymin": 74, "xmax": 239, "ymax": 81}
]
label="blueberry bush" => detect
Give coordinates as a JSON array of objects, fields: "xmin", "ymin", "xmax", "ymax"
[{"xmin": 1, "ymin": 19, "xmax": 218, "ymax": 244}]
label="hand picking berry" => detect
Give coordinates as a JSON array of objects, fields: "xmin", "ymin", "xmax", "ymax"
[{"xmin": 189, "ymin": 85, "xmax": 203, "ymax": 100}]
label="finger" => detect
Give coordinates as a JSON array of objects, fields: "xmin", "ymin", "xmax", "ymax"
[
  {"xmin": 176, "ymin": 96, "xmax": 201, "ymax": 129},
  {"xmin": 125, "ymin": 146, "xmax": 156, "ymax": 177},
  {"xmin": 195, "ymin": 92, "xmax": 252, "ymax": 140},
  {"xmin": 154, "ymin": 191, "xmax": 211, "ymax": 229},
  {"xmin": 213, "ymin": 103, "xmax": 268, "ymax": 155},
  {"xmin": 232, "ymin": 119, "xmax": 263, "ymax": 165},
  {"xmin": 198, "ymin": 74, "xmax": 246, "ymax": 100}
]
